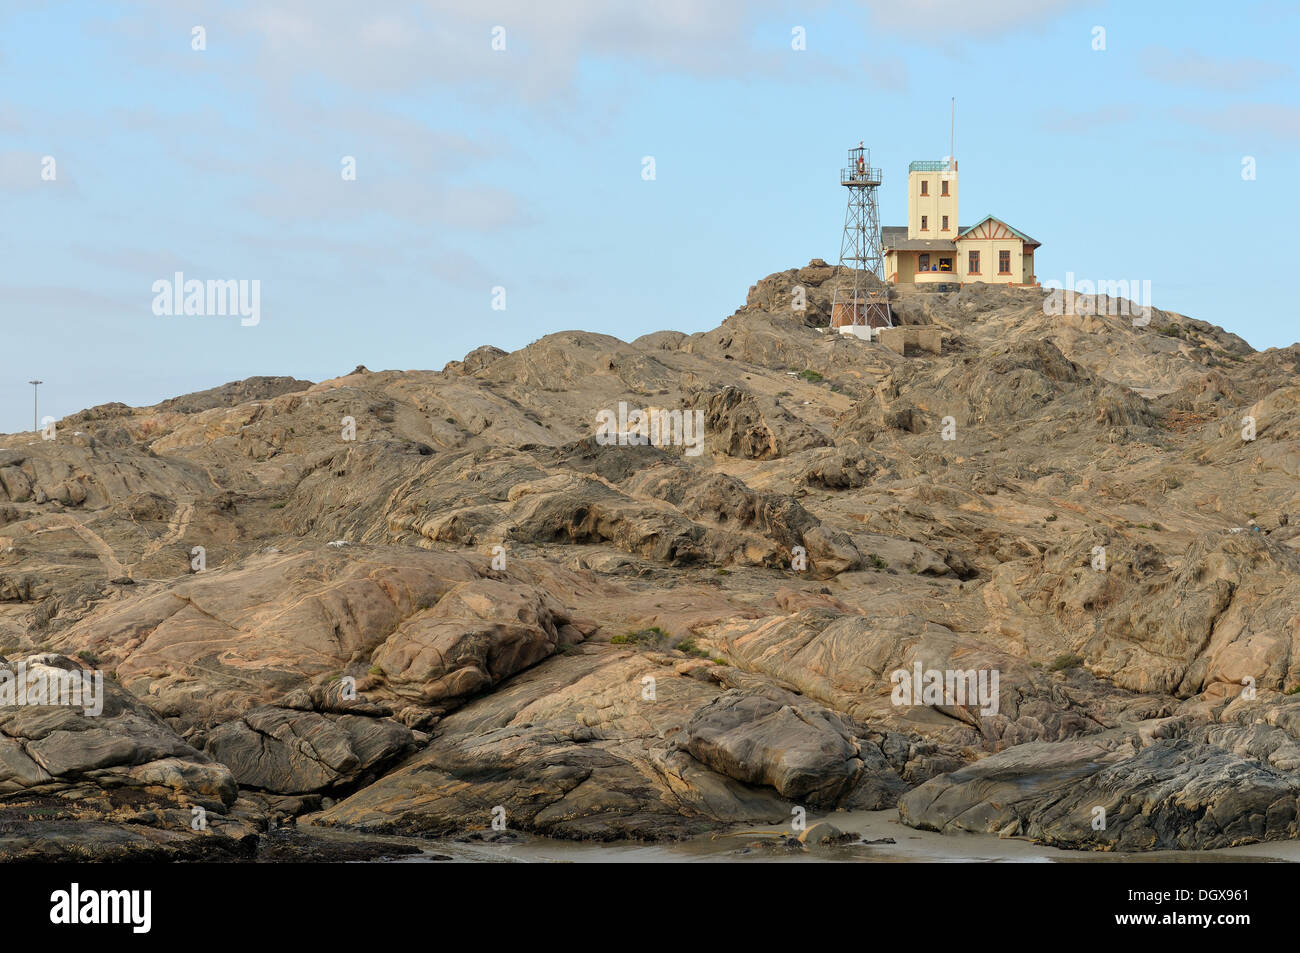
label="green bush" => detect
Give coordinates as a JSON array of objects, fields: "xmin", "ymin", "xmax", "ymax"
[
  {"xmin": 1049, "ymin": 653, "xmax": 1084, "ymax": 672},
  {"xmin": 612, "ymin": 627, "xmax": 667, "ymax": 647},
  {"xmin": 676, "ymin": 638, "xmax": 710, "ymax": 659}
]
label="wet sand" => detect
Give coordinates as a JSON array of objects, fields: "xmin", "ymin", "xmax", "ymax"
[{"xmin": 307, "ymin": 810, "xmax": 1300, "ymax": 863}]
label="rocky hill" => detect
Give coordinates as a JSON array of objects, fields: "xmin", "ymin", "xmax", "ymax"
[{"xmin": 2, "ymin": 264, "xmax": 1300, "ymax": 858}]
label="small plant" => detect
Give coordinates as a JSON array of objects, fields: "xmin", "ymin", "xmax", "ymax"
[
  {"xmin": 868, "ymin": 554, "xmax": 888, "ymax": 570},
  {"xmin": 1049, "ymin": 653, "xmax": 1084, "ymax": 672},
  {"xmin": 1045, "ymin": 514, "xmax": 1058, "ymax": 522},
  {"xmin": 676, "ymin": 638, "xmax": 710, "ymax": 659},
  {"xmin": 612, "ymin": 627, "xmax": 667, "ymax": 647},
  {"xmin": 76, "ymin": 650, "xmax": 100, "ymax": 666},
  {"xmin": 368, "ymin": 665, "xmax": 384, "ymax": 677},
  {"xmin": 797, "ymin": 369, "xmax": 824, "ymax": 383},
  {"xmin": 1286, "ymin": 685, "xmax": 1300, "ymax": 696},
  {"xmin": 270, "ymin": 501, "xmax": 286, "ymax": 509}
]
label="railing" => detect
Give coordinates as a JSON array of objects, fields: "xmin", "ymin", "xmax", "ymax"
[
  {"xmin": 841, "ymin": 166, "xmax": 882, "ymax": 186},
  {"xmin": 909, "ymin": 160, "xmax": 952, "ymax": 172}
]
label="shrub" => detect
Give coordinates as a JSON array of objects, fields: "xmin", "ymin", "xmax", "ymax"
[
  {"xmin": 612, "ymin": 627, "xmax": 667, "ymax": 647},
  {"xmin": 1049, "ymin": 653, "xmax": 1084, "ymax": 672},
  {"xmin": 676, "ymin": 638, "xmax": 710, "ymax": 659}
]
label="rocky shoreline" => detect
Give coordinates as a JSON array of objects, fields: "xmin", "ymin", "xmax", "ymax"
[{"xmin": 2, "ymin": 269, "xmax": 1299, "ymax": 860}]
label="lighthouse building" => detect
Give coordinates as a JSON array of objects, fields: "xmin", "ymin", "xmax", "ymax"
[{"xmin": 882, "ymin": 160, "xmax": 1039, "ymax": 289}]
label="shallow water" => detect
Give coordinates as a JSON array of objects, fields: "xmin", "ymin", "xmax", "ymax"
[{"xmin": 326, "ymin": 810, "xmax": 1300, "ymax": 863}]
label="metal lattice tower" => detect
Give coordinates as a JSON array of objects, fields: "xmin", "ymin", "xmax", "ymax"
[{"xmin": 830, "ymin": 142, "xmax": 893, "ymax": 330}]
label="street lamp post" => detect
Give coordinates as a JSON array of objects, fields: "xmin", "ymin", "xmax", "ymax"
[{"xmin": 28, "ymin": 380, "xmax": 42, "ymax": 433}]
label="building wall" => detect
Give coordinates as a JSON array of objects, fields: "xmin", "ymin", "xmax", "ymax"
[
  {"xmin": 906, "ymin": 167, "xmax": 958, "ymax": 241},
  {"xmin": 887, "ymin": 250, "xmax": 915, "ymax": 282},
  {"xmin": 955, "ymin": 237, "xmax": 1025, "ymax": 284}
]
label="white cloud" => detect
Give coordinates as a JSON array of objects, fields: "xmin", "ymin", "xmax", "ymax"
[
  {"xmin": 1141, "ymin": 46, "xmax": 1292, "ymax": 92},
  {"xmin": 861, "ymin": 0, "xmax": 1092, "ymax": 36}
]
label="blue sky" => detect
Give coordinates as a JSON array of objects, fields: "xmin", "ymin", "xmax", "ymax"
[{"xmin": 2, "ymin": 0, "xmax": 1296, "ymax": 434}]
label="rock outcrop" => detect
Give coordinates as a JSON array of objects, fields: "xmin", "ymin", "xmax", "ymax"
[{"xmin": 2, "ymin": 265, "xmax": 1298, "ymax": 856}]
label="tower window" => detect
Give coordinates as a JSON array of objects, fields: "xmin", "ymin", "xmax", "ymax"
[
  {"xmin": 942, "ymin": 215, "xmax": 949, "ymax": 230},
  {"xmin": 941, "ymin": 180, "xmax": 949, "ymax": 196},
  {"xmin": 999, "ymin": 250, "xmax": 1012, "ymax": 274},
  {"xmin": 920, "ymin": 180, "xmax": 929, "ymax": 196},
  {"xmin": 921, "ymin": 215, "xmax": 928, "ymax": 230}
]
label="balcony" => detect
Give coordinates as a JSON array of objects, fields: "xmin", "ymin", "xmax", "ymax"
[{"xmin": 841, "ymin": 165, "xmax": 882, "ymax": 187}]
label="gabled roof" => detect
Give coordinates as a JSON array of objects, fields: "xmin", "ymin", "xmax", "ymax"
[{"xmin": 955, "ymin": 215, "xmax": 1041, "ymax": 248}]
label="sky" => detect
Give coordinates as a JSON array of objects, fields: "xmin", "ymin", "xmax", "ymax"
[{"xmin": 1, "ymin": 0, "xmax": 1296, "ymax": 434}]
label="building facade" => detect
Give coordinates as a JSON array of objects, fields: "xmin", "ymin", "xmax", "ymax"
[{"xmin": 882, "ymin": 160, "xmax": 1039, "ymax": 288}]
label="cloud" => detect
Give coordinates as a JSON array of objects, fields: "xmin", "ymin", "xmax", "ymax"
[
  {"xmin": 0, "ymin": 284, "xmax": 138, "ymax": 315},
  {"xmin": 1037, "ymin": 105, "xmax": 1141, "ymax": 133},
  {"xmin": 1141, "ymin": 46, "xmax": 1292, "ymax": 92},
  {"xmin": 120, "ymin": 0, "xmax": 853, "ymax": 103},
  {"xmin": 0, "ymin": 102, "xmax": 22, "ymax": 133},
  {"xmin": 0, "ymin": 150, "xmax": 74, "ymax": 192},
  {"xmin": 71, "ymin": 244, "xmax": 205, "ymax": 278},
  {"xmin": 1171, "ymin": 103, "xmax": 1300, "ymax": 143},
  {"xmin": 239, "ymin": 160, "xmax": 525, "ymax": 229},
  {"xmin": 861, "ymin": 0, "xmax": 1093, "ymax": 36},
  {"xmin": 429, "ymin": 248, "xmax": 497, "ymax": 288}
]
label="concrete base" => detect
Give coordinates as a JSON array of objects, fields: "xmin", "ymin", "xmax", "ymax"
[{"xmin": 837, "ymin": 325, "xmax": 876, "ymax": 341}]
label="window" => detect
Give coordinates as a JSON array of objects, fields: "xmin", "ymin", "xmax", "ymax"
[
  {"xmin": 938, "ymin": 257, "xmax": 953, "ymax": 272},
  {"xmin": 941, "ymin": 215, "xmax": 949, "ymax": 230},
  {"xmin": 941, "ymin": 180, "xmax": 949, "ymax": 196},
  {"xmin": 918, "ymin": 253, "xmax": 930, "ymax": 271},
  {"xmin": 998, "ymin": 250, "xmax": 1011, "ymax": 274},
  {"xmin": 920, "ymin": 180, "xmax": 929, "ymax": 196},
  {"xmin": 921, "ymin": 215, "xmax": 928, "ymax": 230},
  {"xmin": 968, "ymin": 250, "xmax": 980, "ymax": 273}
]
